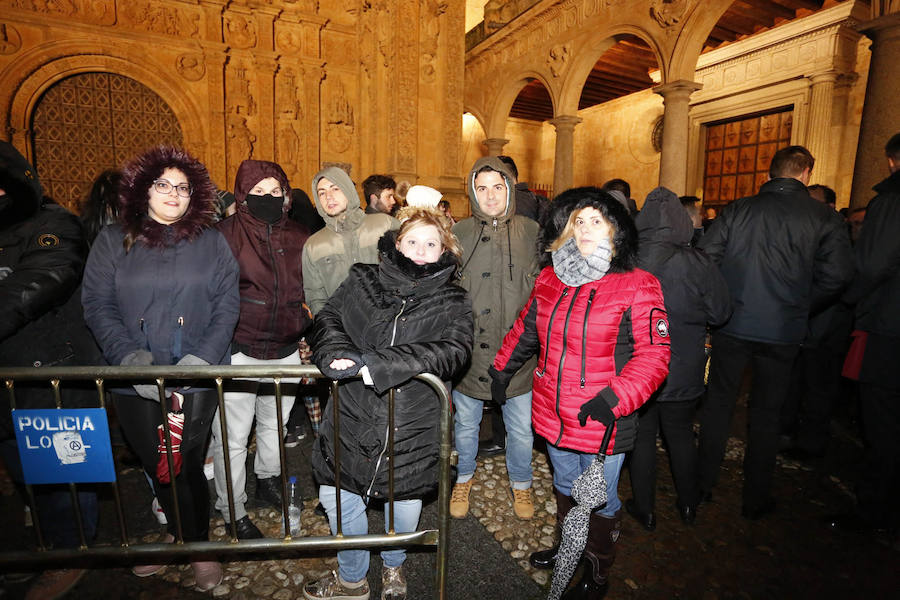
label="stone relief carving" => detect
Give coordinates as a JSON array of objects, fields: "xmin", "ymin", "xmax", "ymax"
[
  {"xmin": 227, "ymin": 112, "xmax": 256, "ymax": 163},
  {"xmin": 176, "ymin": 53, "xmax": 205, "ymax": 81},
  {"xmin": 229, "ymin": 63, "xmax": 257, "ymax": 117},
  {"xmin": 421, "ymin": 0, "xmax": 448, "ymax": 82},
  {"xmin": 276, "ymin": 28, "xmax": 302, "ymax": 55},
  {"xmin": 395, "ymin": 0, "xmax": 417, "ymax": 172},
  {"xmin": 11, "ymin": 0, "xmax": 76, "ymax": 16},
  {"xmin": 326, "ymin": 78, "xmax": 354, "ymax": 154},
  {"xmin": 547, "ymin": 43, "xmax": 569, "ymax": 78},
  {"xmin": 7, "ymin": 0, "xmax": 111, "ymax": 21},
  {"xmin": 224, "ymin": 13, "xmax": 258, "ymax": 49},
  {"xmin": 120, "ymin": 1, "xmax": 199, "ymax": 38},
  {"xmin": 0, "ymin": 23, "xmax": 22, "ymax": 55},
  {"xmin": 650, "ymin": 0, "xmax": 688, "ymax": 28}
]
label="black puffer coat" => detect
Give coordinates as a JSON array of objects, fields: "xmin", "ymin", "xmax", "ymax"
[
  {"xmin": 0, "ymin": 142, "xmax": 102, "ymax": 439},
  {"xmin": 635, "ymin": 187, "xmax": 732, "ymax": 401},
  {"xmin": 311, "ymin": 232, "xmax": 474, "ymax": 500}
]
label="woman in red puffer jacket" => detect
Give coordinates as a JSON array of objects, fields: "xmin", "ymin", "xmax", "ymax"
[{"xmin": 491, "ymin": 187, "xmax": 670, "ymax": 600}]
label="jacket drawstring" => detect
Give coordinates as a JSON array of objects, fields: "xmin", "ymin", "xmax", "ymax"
[{"xmin": 459, "ymin": 222, "xmax": 485, "ymax": 276}]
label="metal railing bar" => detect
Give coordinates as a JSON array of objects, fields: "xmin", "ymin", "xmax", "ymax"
[
  {"xmin": 156, "ymin": 377, "xmax": 184, "ymax": 542},
  {"xmin": 1, "ymin": 366, "xmax": 452, "ymax": 599},
  {"xmin": 214, "ymin": 377, "xmax": 240, "ymax": 543},
  {"xmin": 0, "ymin": 530, "xmax": 439, "ymax": 569},
  {"xmin": 331, "ymin": 379, "xmax": 342, "ymax": 537},
  {"xmin": 273, "ymin": 377, "xmax": 292, "ymax": 540},
  {"xmin": 388, "ymin": 387, "xmax": 395, "ymax": 534}
]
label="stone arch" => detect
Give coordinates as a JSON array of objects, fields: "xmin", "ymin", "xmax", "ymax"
[
  {"xmin": 462, "ymin": 104, "xmax": 488, "ymax": 135},
  {"xmin": 668, "ymin": 0, "xmax": 737, "ymax": 80},
  {"xmin": 558, "ymin": 25, "xmax": 666, "ymax": 116},
  {"xmin": 5, "ymin": 42, "xmax": 206, "ymax": 164},
  {"xmin": 485, "ymin": 70, "xmax": 558, "ymax": 138}
]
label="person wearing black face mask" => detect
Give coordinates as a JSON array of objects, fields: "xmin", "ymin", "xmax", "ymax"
[{"xmin": 213, "ymin": 160, "xmax": 314, "ymax": 539}]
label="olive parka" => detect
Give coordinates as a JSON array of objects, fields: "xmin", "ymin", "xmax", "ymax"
[{"xmin": 452, "ymin": 157, "xmax": 540, "ymax": 400}]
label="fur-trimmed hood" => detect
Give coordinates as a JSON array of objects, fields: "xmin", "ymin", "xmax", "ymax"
[
  {"xmin": 118, "ymin": 146, "xmax": 216, "ymax": 248},
  {"xmin": 553, "ymin": 186, "xmax": 638, "ymax": 273},
  {"xmin": 376, "ymin": 230, "xmax": 459, "ymax": 297}
]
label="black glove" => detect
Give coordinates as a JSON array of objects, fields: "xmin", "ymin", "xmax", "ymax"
[
  {"xmin": 318, "ymin": 351, "xmax": 364, "ymax": 380},
  {"xmin": 577, "ymin": 393, "xmax": 615, "ymax": 427},
  {"xmin": 487, "ymin": 366, "xmax": 509, "ymax": 406}
]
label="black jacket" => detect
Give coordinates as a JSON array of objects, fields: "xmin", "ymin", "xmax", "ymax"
[
  {"xmin": 311, "ymin": 233, "xmax": 473, "ymax": 500},
  {"xmin": 636, "ymin": 188, "xmax": 731, "ymax": 401},
  {"xmin": 0, "ymin": 142, "xmax": 102, "ymax": 439},
  {"xmin": 843, "ymin": 169, "xmax": 900, "ymax": 384},
  {"xmin": 698, "ymin": 178, "xmax": 854, "ymax": 345}
]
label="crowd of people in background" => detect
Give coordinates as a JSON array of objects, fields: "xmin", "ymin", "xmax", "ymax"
[{"xmin": 1, "ymin": 130, "xmax": 899, "ymax": 600}]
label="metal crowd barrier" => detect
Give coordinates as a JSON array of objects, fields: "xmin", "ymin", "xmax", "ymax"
[{"xmin": 0, "ymin": 365, "xmax": 453, "ymax": 599}]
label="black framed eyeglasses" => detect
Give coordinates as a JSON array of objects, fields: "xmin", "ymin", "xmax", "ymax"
[{"xmin": 153, "ymin": 179, "xmax": 192, "ymax": 198}]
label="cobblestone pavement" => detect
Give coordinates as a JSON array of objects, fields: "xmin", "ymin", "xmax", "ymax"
[{"xmin": 2, "ymin": 406, "xmax": 899, "ymax": 599}]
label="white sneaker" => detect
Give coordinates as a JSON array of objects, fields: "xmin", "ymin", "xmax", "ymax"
[{"xmin": 151, "ymin": 497, "xmax": 167, "ymax": 525}]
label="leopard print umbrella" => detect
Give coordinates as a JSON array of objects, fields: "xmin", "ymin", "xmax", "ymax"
[{"xmin": 548, "ymin": 426, "xmax": 614, "ymax": 600}]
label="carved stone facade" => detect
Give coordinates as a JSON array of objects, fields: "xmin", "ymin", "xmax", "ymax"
[{"xmin": 0, "ymin": 0, "xmax": 465, "ymax": 211}]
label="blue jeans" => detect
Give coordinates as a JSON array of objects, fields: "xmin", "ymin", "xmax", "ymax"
[
  {"xmin": 318, "ymin": 485, "xmax": 422, "ymax": 583},
  {"xmin": 452, "ymin": 390, "xmax": 533, "ymax": 488},
  {"xmin": 546, "ymin": 443, "xmax": 625, "ymax": 517}
]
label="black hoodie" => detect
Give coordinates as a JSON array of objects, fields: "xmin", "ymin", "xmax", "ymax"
[
  {"xmin": 635, "ymin": 187, "xmax": 732, "ymax": 401},
  {"xmin": 0, "ymin": 142, "xmax": 101, "ymax": 439}
]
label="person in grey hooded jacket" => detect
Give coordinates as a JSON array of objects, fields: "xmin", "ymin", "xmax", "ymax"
[
  {"xmin": 626, "ymin": 187, "xmax": 731, "ymax": 530},
  {"xmin": 302, "ymin": 166, "xmax": 399, "ymax": 315}
]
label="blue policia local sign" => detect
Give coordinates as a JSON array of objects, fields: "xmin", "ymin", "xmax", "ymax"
[{"xmin": 12, "ymin": 408, "xmax": 116, "ymax": 484}]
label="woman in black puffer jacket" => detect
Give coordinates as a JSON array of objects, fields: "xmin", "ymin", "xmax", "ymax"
[{"xmin": 307, "ymin": 203, "xmax": 473, "ymax": 600}]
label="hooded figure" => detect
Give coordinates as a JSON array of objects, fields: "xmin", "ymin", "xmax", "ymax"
[
  {"xmin": 0, "ymin": 143, "xmax": 102, "ymax": 590},
  {"xmin": 448, "ymin": 156, "xmax": 541, "ymax": 522},
  {"xmin": 302, "ymin": 166, "xmax": 399, "ymax": 315},
  {"xmin": 626, "ymin": 187, "xmax": 731, "ymax": 529},
  {"xmin": 82, "ymin": 146, "xmax": 238, "ymax": 588},
  {"xmin": 211, "ymin": 159, "xmax": 314, "ymax": 539}
]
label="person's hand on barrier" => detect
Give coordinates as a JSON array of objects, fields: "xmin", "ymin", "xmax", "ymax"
[
  {"xmin": 121, "ymin": 350, "xmax": 159, "ymax": 400},
  {"xmin": 320, "ymin": 351, "xmax": 363, "ymax": 379},
  {"xmin": 176, "ymin": 354, "xmax": 208, "ymax": 366}
]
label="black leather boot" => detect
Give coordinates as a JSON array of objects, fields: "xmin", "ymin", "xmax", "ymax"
[
  {"xmin": 561, "ymin": 511, "xmax": 619, "ymax": 600},
  {"xmin": 529, "ymin": 489, "xmax": 574, "ymax": 569}
]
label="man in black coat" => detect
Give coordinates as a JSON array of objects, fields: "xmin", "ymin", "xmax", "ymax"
[
  {"xmin": 831, "ymin": 132, "xmax": 900, "ymax": 537},
  {"xmin": 697, "ymin": 145, "xmax": 854, "ymax": 519},
  {"xmin": 0, "ymin": 141, "xmax": 102, "ymax": 599}
]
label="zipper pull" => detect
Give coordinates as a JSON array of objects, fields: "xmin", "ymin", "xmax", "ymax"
[
  {"xmin": 492, "ymin": 217, "xmax": 498, "ymax": 231},
  {"xmin": 178, "ymin": 316, "xmax": 184, "ymax": 327}
]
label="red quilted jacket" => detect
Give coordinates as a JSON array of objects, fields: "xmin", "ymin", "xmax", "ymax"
[{"xmin": 493, "ymin": 266, "xmax": 670, "ymax": 454}]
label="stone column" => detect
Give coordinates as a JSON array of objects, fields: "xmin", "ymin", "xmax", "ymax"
[
  {"xmin": 482, "ymin": 137, "xmax": 510, "ymax": 156},
  {"xmin": 654, "ymin": 80, "xmax": 702, "ymax": 195},
  {"xmin": 805, "ymin": 70, "xmax": 839, "ymax": 186},
  {"xmin": 548, "ymin": 115, "xmax": 582, "ymax": 196},
  {"xmin": 850, "ymin": 13, "xmax": 900, "ymax": 208}
]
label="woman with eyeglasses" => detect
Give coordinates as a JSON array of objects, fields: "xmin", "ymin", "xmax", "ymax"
[{"xmin": 82, "ymin": 145, "xmax": 239, "ymax": 591}]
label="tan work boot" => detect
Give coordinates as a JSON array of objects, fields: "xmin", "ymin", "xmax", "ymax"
[
  {"xmin": 511, "ymin": 487, "xmax": 534, "ymax": 520},
  {"xmin": 449, "ymin": 479, "xmax": 475, "ymax": 519}
]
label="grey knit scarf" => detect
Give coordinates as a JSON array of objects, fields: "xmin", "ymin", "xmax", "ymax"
[{"xmin": 551, "ymin": 236, "xmax": 612, "ymax": 287}]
